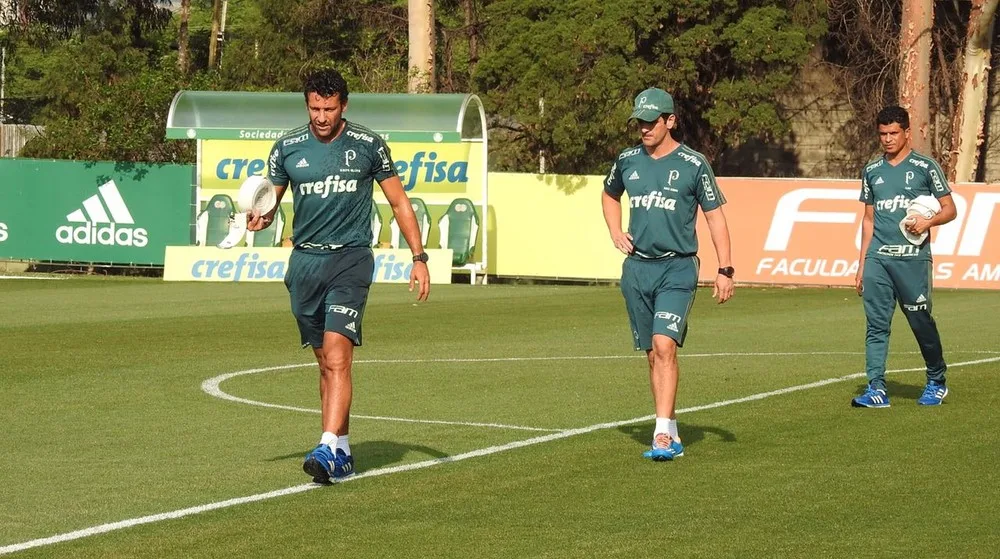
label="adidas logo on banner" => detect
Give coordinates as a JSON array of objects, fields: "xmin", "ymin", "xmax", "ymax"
[
  {"xmin": 296, "ymin": 158, "xmax": 310, "ymax": 168},
  {"xmin": 874, "ymin": 177, "xmax": 885, "ymax": 185},
  {"xmin": 345, "ymin": 322, "xmax": 357, "ymax": 333},
  {"xmin": 915, "ymin": 294, "xmax": 927, "ymax": 303},
  {"xmin": 667, "ymin": 322, "xmax": 680, "ymax": 332},
  {"xmin": 628, "ymin": 170, "xmax": 640, "ymax": 180},
  {"xmin": 56, "ymin": 180, "xmax": 148, "ymax": 247}
]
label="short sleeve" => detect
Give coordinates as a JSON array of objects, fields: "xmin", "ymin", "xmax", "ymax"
[
  {"xmin": 927, "ymin": 159, "xmax": 952, "ymax": 198},
  {"xmin": 266, "ymin": 140, "xmax": 288, "ymax": 187},
  {"xmin": 604, "ymin": 160, "xmax": 624, "ymax": 198},
  {"xmin": 372, "ymin": 137, "xmax": 398, "ymax": 183},
  {"xmin": 859, "ymin": 170, "xmax": 873, "ymax": 204},
  {"xmin": 695, "ymin": 163, "xmax": 725, "ymax": 211}
]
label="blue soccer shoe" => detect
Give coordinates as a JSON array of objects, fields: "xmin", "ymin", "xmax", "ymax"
[
  {"xmin": 642, "ymin": 433, "xmax": 684, "ymax": 461},
  {"xmin": 851, "ymin": 386, "xmax": 890, "ymax": 408},
  {"xmin": 917, "ymin": 381, "xmax": 948, "ymax": 406},
  {"xmin": 303, "ymin": 444, "xmax": 356, "ymax": 483}
]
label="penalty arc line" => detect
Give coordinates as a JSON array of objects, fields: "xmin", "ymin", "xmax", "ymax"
[
  {"xmin": 4, "ymin": 354, "xmax": 999, "ymax": 556},
  {"xmin": 201, "ymin": 350, "xmax": 999, "ymax": 432},
  {"xmin": 200, "ymin": 352, "xmax": 883, "ymax": 432},
  {"xmin": 201, "ymin": 367, "xmax": 564, "ymax": 433}
]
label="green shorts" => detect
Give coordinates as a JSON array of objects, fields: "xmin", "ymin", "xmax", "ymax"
[
  {"xmin": 620, "ymin": 255, "xmax": 700, "ymax": 351},
  {"xmin": 284, "ymin": 247, "xmax": 374, "ymax": 348}
]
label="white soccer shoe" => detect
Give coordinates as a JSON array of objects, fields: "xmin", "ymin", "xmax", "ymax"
[{"xmin": 216, "ymin": 211, "xmax": 248, "ymax": 249}]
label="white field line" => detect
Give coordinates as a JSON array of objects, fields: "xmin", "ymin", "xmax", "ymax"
[
  {"xmin": 200, "ymin": 352, "xmax": 873, "ymax": 432},
  {"xmin": 202, "ymin": 351, "xmax": 995, "ymax": 431},
  {"xmin": 3, "ymin": 354, "xmax": 998, "ymax": 556},
  {"xmin": 201, "ymin": 368, "xmax": 562, "ymax": 432}
]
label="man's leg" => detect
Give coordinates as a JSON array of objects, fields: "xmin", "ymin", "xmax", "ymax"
[
  {"xmin": 301, "ymin": 249, "xmax": 371, "ymax": 482},
  {"xmin": 643, "ymin": 258, "xmax": 696, "ymax": 460},
  {"xmin": 643, "ymin": 335, "xmax": 684, "ymax": 460},
  {"xmin": 642, "ymin": 338, "xmax": 683, "ymax": 461},
  {"xmin": 890, "ymin": 259, "xmax": 948, "ymax": 405},
  {"xmin": 891, "ymin": 260, "xmax": 947, "ymax": 385},
  {"xmin": 314, "ymin": 332, "xmax": 355, "ymax": 437},
  {"xmin": 861, "ymin": 258, "xmax": 896, "ymax": 392},
  {"xmin": 648, "ymin": 334, "xmax": 679, "ymax": 420}
]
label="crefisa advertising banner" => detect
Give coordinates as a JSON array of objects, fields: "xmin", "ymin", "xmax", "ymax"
[
  {"xmin": 0, "ymin": 160, "xmax": 194, "ymax": 265},
  {"xmin": 202, "ymin": 139, "xmax": 477, "ymax": 200},
  {"xmin": 163, "ymin": 247, "xmax": 454, "ymax": 284}
]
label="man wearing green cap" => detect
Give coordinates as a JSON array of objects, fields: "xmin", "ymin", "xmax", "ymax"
[{"xmin": 601, "ymin": 87, "xmax": 735, "ymax": 461}]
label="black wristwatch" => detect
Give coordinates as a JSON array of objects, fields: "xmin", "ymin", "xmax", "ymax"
[
  {"xmin": 718, "ymin": 266, "xmax": 735, "ymax": 279},
  {"xmin": 412, "ymin": 252, "xmax": 429, "ymax": 263}
]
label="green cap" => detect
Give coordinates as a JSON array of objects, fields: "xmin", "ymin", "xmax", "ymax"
[{"xmin": 629, "ymin": 87, "xmax": 674, "ymax": 121}]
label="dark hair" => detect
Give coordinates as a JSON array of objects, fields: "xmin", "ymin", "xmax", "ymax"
[
  {"xmin": 877, "ymin": 106, "xmax": 909, "ymax": 129},
  {"xmin": 303, "ymin": 68, "xmax": 349, "ymax": 102}
]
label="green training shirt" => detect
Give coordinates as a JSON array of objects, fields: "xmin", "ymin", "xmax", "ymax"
[
  {"xmin": 604, "ymin": 144, "xmax": 725, "ymax": 258},
  {"xmin": 859, "ymin": 150, "xmax": 951, "ymax": 261},
  {"xmin": 268, "ymin": 121, "xmax": 396, "ymax": 249}
]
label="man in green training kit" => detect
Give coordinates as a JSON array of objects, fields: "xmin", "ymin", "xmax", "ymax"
[
  {"xmin": 602, "ymin": 87, "xmax": 734, "ymax": 461},
  {"xmin": 247, "ymin": 68, "xmax": 431, "ymax": 482},
  {"xmin": 852, "ymin": 105, "xmax": 956, "ymax": 408}
]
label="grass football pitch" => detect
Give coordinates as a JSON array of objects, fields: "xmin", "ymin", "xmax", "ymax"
[{"xmin": 1, "ymin": 278, "xmax": 998, "ymax": 558}]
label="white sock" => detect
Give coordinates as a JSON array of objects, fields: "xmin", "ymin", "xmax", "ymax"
[
  {"xmin": 668, "ymin": 419, "xmax": 680, "ymax": 442},
  {"xmin": 335, "ymin": 435, "xmax": 351, "ymax": 456},
  {"xmin": 320, "ymin": 431, "xmax": 336, "ymax": 447},
  {"xmin": 654, "ymin": 417, "xmax": 671, "ymax": 439}
]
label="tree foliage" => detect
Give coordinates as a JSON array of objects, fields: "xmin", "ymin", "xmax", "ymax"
[
  {"xmin": 6, "ymin": 0, "xmax": 171, "ymax": 43},
  {"xmin": 3, "ymin": 0, "xmax": 189, "ymax": 161},
  {"xmin": 20, "ymin": 63, "xmax": 210, "ymax": 162},
  {"xmin": 17, "ymin": 0, "xmax": 992, "ymax": 178},
  {"xmin": 823, "ymin": 0, "xmax": 984, "ymax": 176},
  {"xmin": 211, "ymin": 0, "xmax": 411, "ymax": 92},
  {"xmin": 473, "ymin": 0, "xmax": 826, "ymax": 174}
]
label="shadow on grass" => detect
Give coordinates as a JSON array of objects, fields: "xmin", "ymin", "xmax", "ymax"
[
  {"xmin": 618, "ymin": 422, "xmax": 736, "ymax": 451},
  {"xmin": 885, "ymin": 379, "xmax": 927, "ymax": 401},
  {"xmin": 266, "ymin": 440, "xmax": 449, "ymax": 472}
]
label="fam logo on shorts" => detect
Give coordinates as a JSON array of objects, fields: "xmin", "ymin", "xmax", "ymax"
[
  {"xmin": 328, "ymin": 304, "xmax": 359, "ymax": 318},
  {"xmin": 56, "ymin": 180, "xmax": 148, "ymax": 247},
  {"xmin": 654, "ymin": 311, "xmax": 682, "ymax": 333}
]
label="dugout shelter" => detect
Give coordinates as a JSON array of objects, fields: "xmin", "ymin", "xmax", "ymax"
[{"xmin": 165, "ymin": 91, "xmax": 489, "ymax": 283}]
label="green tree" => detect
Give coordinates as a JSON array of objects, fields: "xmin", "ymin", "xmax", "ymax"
[
  {"xmin": 20, "ymin": 61, "xmax": 212, "ymax": 162},
  {"xmin": 474, "ymin": 0, "xmax": 826, "ymax": 174},
  {"xmin": 210, "ymin": 0, "xmax": 411, "ymax": 93},
  {"xmin": 2, "ymin": 0, "xmax": 174, "ymax": 123},
  {"xmin": 7, "ymin": 0, "xmax": 171, "ymax": 43},
  {"xmin": 2, "ymin": 1, "xmax": 212, "ymax": 161}
]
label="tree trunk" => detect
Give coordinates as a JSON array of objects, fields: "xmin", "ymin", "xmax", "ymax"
[
  {"xmin": 464, "ymin": 0, "xmax": 478, "ymax": 72},
  {"xmin": 408, "ymin": 0, "xmax": 435, "ymax": 93},
  {"xmin": 948, "ymin": 0, "xmax": 999, "ymax": 182},
  {"xmin": 208, "ymin": 0, "xmax": 222, "ymax": 70},
  {"xmin": 177, "ymin": 0, "xmax": 191, "ymax": 74},
  {"xmin": 899, "ymin": 0, "xmax": 933, "ymax": 152}
]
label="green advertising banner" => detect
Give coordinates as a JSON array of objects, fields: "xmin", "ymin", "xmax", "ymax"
[{"xmin": 0, "ymin": 159, "xmax": 195, "ymax": 265}]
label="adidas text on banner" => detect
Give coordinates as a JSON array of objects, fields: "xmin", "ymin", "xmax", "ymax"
[{"xmin": 56, "ymin": 181, "xmax": 148, "ymax": 248}]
